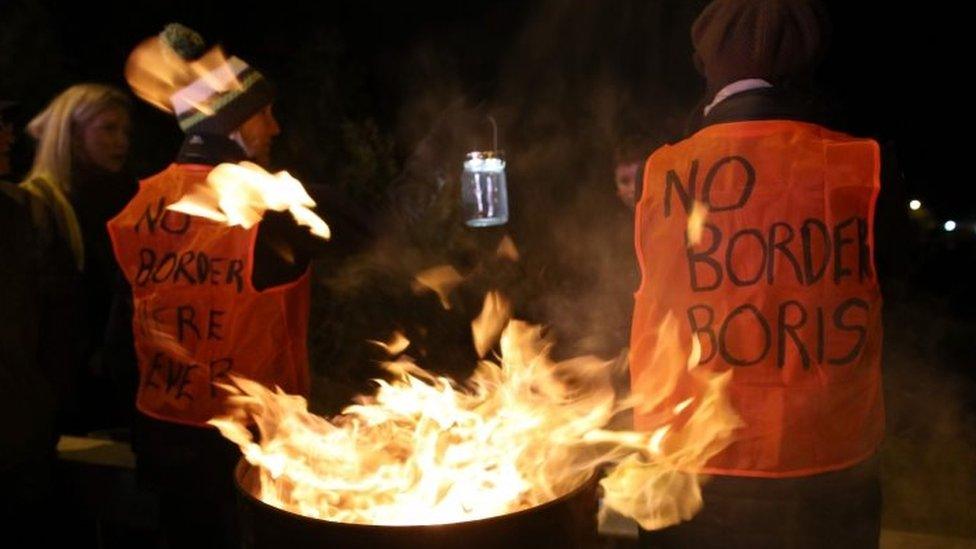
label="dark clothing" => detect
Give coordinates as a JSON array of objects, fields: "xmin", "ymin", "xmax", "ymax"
[
  {"xmin": 176, "ymin": 132, "xmax": 248, "ymax": 165},
  {"xmin": 0, "ymin": 181, "xmax": 57, "ymax": 468},
  {"xmin": 0, "ymin": 181, "xmax": 80, "ymax": 431},
  {"xmin": 0, "ymin": 182, "xmax": 58, "ymax": 540},
  {"xmin": 68, "ymin": 163, "xmax": 138, "ymax": 432},
  {"xmin": 70, "ymin": 163, "xmax": 137, "ymax": 343},
  {"xmin": 133, "ymin": 411, "xmax": 242, "ymax": 549},
  {"xmin": 14, "ymin": 162, "xmax": 137, "ymax": 434},
  {"xmin": 640, "ymin": 457, "xmax": 881, "ymax": 549},
  {"xmin": 689, "ymin": 85, "xmax": 828, "ymax": 133}
]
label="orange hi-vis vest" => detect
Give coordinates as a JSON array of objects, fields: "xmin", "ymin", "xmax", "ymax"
[
  {"xmin": 108, "ymin": 163, "xmax": 310, "ymax": 427},
  {"xmin": 631, "ymin": 120, "xmax": 884, "ymax": 478}
]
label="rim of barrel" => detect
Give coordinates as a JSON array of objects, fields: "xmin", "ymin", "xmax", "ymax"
[{"xmin": 234, "ymin": 457, "xmax": 597, "ymax": 531}]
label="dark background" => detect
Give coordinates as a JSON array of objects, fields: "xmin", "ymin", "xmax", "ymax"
[
  {"xmin": 0, "ymin": 1, "xmax": 968, "ymax": 210},
  {"xmin": 2, "ymin": 0, "xmax": 974, "ymax": 538},
  {"xmin": 4, "ymin": 0, "xmax": 970, "ymax": 314}
]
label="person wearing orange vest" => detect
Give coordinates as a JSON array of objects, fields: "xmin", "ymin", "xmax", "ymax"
[
  {"xmin": 632, "ymin": 2, "xmax": 889, "ymax": 547},
  {"xmin": 107, "ymin": 24, "xmax": 324, "ymax": 548}
]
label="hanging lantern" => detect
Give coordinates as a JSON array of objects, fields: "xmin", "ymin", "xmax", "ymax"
[{"xmin": 461, "ymin": 116, "xmax": 509, "ymax": 227}]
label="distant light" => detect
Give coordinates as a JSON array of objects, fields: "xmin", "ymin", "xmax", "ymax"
[
  {"xmin": 909, "ymin": 199, "xmax": 922, "ymax": 211},
  {"xmin": 944, "ymin": 220, "xmax": 957, "ymax": 232}
]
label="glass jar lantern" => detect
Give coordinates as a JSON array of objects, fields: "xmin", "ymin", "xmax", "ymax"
[{"xmin": 461, "ymin": 150, "xmax": 508, "ymax": 227}]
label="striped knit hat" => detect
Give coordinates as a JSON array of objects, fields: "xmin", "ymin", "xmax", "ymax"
[{"xmin": 137, "ymin": 23, "xmax": 274, "ymax": 135}]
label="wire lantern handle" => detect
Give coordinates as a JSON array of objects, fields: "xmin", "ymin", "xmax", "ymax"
[{"xmin": 487, "ymin": 115, "xmax": 498, "ymax": 152}]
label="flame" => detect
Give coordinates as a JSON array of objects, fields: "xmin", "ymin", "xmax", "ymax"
[
  {"xmin": 370, "ymin": 331, "xmax": 410, "ymax": 356},
  {"xmin": 210, "ymin": 293, "xmax": 738, "ymax": 530},
  {"xmin": 471, "ymin": 291, "xmax": 511, "ymax": 358},
  {"xmin": 608, "ymin": 314, "xmax": 741, "ymax": 530},
  {"xmin": 125, "ymin": 37, "xmax": 238, "ymax": 115},
  {"xmin": 496, "ymin": 235, "xmax": 520, "ymax": 261},
  {"xmin": 686, "ymin": 200, "xmax": 709, "ymax": 247},
  {"xmin": 412, "ymin": 265, "xmax": 464, "ymax": 310},
  {"xmin": 168, "ymin": 162, "xmax": 330, "ymax": 240}
]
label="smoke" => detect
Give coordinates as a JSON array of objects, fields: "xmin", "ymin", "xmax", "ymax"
[
  {"xmin": 291, "ymin": 5, "xmax": 976, "ymax": 536},
  {"xmin": 302, "ymin": 0, "xmax": 710, "ymax": 413}
]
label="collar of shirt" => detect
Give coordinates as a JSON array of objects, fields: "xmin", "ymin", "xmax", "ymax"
[{"xmin": 703, "ymin": 79, "xmax": 774, "ymax": 117}]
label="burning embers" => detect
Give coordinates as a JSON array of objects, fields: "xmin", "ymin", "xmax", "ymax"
[
  {"xmin": 210, "ymin": 291, "xmax": 739, "ymax": 530},
  {"xmin": 169, "ymin": 162, "xmax": 330, "ymax": 240}
]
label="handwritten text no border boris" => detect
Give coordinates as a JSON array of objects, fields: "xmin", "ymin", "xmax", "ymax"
[{"xmin": 660, "ymin": 155, "xmax": 874, "ymax": 369}]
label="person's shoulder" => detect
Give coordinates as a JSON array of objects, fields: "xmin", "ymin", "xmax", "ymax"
[
  {"xmin": 0, "ymin": 181, "xmax": 37, "ymax": 247},
  {"xmin": 1, "ymin": 179, "xmax": 49, "ymax": 221},
  {"xmin": 0, "ymin": 179, "xmax": 30, "ymax": 204},
  {"xmin": 700, "ymin": 86, "xmax": 829, "ymax": 130},
  {"xmin": 2, "ymin": 179, "xmax": 62, "ymax": 244},
  {"xmin": 0, "ymin": 181, "xmax": 26, "ymax": 224}
]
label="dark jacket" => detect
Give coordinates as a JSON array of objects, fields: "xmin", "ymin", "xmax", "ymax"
[
  {"xmin": 1, "ymin": 177, "xmax": 86, "ymax": 430},
  {"xmin": 15, "ymin": 160, "xmax": 139, "ymax": 434},
  {"xmin": 69, "ymin": 163, "xmax": 138, "ymax": 358},
  {"xmin": 0, "ymin": 182, "xmax": 57, "ymax": 494}
]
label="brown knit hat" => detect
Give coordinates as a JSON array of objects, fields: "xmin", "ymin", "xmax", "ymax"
[{"xmin": 691, "ymin": 0, "xmax": 830, "ymax": 92}]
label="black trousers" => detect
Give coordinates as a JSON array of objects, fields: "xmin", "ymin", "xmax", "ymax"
[
  {"xmin": 639, "ymin": 457, "xmax": 881, "ymax": 549},
  {"xmin": 1, "ymin": 455, "xmax": 58, "ymax": 548},
  {"xmin": 133, "ymin": 412, "xmax": 243, "ymax": 549}
]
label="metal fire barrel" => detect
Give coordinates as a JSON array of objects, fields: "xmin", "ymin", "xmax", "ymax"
[{"xmin": 235, "ymin": 459, "xmax": 598, "ymax": 549}]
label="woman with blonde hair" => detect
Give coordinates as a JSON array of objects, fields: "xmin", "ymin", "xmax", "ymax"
[
  {"xmin": 20, "ymin": 83, "xmax": 136, "ymax": 434},
  {"xmin": 22, "ymin": 84, "xmax": 132, "ymax": 269}
]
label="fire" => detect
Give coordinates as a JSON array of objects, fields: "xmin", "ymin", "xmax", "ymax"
[
  {"xmin": 412, "ymin": 265, "xmax": 464, "ymax": 310},
  {"xmin": 496, "ymin": 235, "xmax": 520, "ymax": 261},
  {"xmin": 370, "ymin": 331, "xmax": 410, "ymax": 356},
  {"xmin": 471, "ymin": 292, "xmax": 510, "ymax": 358},
  {"xmin": 167, "ymin": 161, "xmax": 330, "ymax": 240},
  {"xmin": 210, "ymin": 288, "xmax": 739, "ymax": 529},
  {"xmin": 687, "ymin": 200, "xmax": 709, "ymax": 246},
  {"xmin": 125, "ymin": 35, "xmax": 238, "ymax": 115}
]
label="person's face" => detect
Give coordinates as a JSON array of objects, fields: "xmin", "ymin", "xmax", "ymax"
[
  {"xmin": 614, "ymin": 161, "xmax": 640, "ymax": 210},
  {"xmin": 238, "ymin": 104, "xmax": 280, "ymax": 167},
  {"xmin": 0, "ymin": 115, "xmax": 14, "ymax": 176},
  {"xmin": 76, "ymin": 106, "xmax": 130, "ymax": 173}
]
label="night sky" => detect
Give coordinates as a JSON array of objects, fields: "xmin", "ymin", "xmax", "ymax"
[
  {"xmin": 1, "ymin": 1, "xmax": 965, "ymax": 215},
  {"xmin": 1, "ymin": 0, "xmax": 972, "ymax": 306}
]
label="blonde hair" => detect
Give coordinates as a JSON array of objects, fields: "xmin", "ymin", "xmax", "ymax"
[
  {"xmin": 23, "ymin": 83, "xmax": 130, "ymax": 194},
  {"xmin": 20, "ymin": 83, "xmax": 130, "ymax": 271}
]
